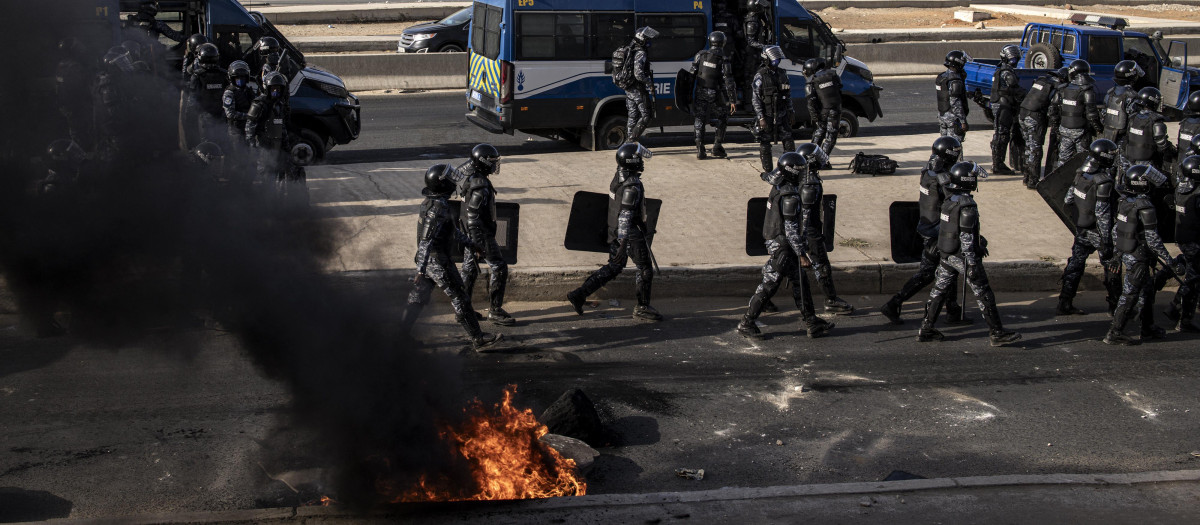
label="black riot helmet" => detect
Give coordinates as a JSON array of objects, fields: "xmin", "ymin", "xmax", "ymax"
[
  {"xmin": 748, "ymin": 0, "xmax": 769, "ymax": 12},
  {"xmin": 616, "ymin": 142, "xmax": 652, "ymax": 172},
  {"xmin": 1137, "ymin": 87, "xmax": 1163, "ymax": 111},
  {"xmin": 137, "ymin": 0, "xmax": 159, "ymax": 18},
  {"xmin": 424, "ymin": 164, "xmax": 456, "ymax": 196},
  {"xmin": 708, "ymin": 31, "xmax": 726, "ymax": 50},
  {"xmin": 1113, "ymin": 60, "xmax": 1144, "ymax": 85},
  {"xmin": 931, "ymin": 136, "xmax": 963, "ymax": 165},
  {"xmin": 1119, "ymin": 164, "xmax": 1155, "ymax": 196},
  {"xmin": 470, "ymin": 143, "xmax": 501, "ymax": 175},
  {"xmin": 794, "ymin": 142, "xmax": 828, "ymax": 173},
  {"xmin": 803, "ymin": 57, "xmax": 827, "ymax": 77},
  {"xmin": 777, "ymin": 152, "xmax": 807, "ymax": 185},
  {"xmin": 228, "ymin": 60, "xmax": 251, "ymax": 83},
  {"xmin": 1088, "ymin": 139, "xmax": 1119, "ymax": 168},
  {"xmin": 102, "ymin": 46, "xmax": 134, "ymax": 73},
  {"xmin": 1191, "ymin": 134, "xmax": 1200, "ymax": 155},
  {"xmin": 1068, "ymin": 59, "xmax": 1090, "ymax": 81},
  {"xmin": 186, "ymin": 33, "xmax": 209, "ymax": 54},
  {"xmin": 192, "ymin": 141, "xmax": 225, "ymax": 173},
  {"xmin": 633, "ymin": 26, "xmax": 659, "ymax": 46},
  {"xmin": 121, "ymin": 40, "xmax": 143, "ymax": 62},
  {"xmin": 258, "ymin": 36, "xmax": 280, "ymax": 57},
  {"xmin": 762, "ymin": 45, "xmax": 785, "ymax": 68},
  {"xmin": 264, "ymin": 71, "xmax": 288, "ymax": 98},
  {"xmin": 946, "ymin": 162, "xmax": 981, "ymax": 193},
  {"xmin": 999, "ymin": 45, "xmax": 1021, "ymax": 67},
  {"xmin": 1180, "ymin": 156, "xmax": 1200, "ymax": 182},
  {"xmin": 1049, "ymin": 66, "xmax": 1069, "ymax": 83},
  {"xmin": 196, "ymin": 43, "xmax": 219, "ymax": 66},
  {"xmin": 944, "ymin": 50, "xmax": 970, "ymax": 69},
  {"xmin": 1187, "ymin": 90, "xmax": 1200, "ymax": 114}
]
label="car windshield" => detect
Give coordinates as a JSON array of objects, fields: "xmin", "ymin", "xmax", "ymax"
[{"xmin": 440, "ymin": 8, "xmax": 472, "ymax": 26}]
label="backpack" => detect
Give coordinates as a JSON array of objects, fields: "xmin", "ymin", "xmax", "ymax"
[
  {"xmin": 849, "ymin": 152, "xmax": 898, "ymax": 176},
  {"xmin": 611, "ymin": 45, "xmax": 635, "ymax": 90}
]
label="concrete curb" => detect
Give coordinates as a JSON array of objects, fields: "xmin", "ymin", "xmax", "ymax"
[
  {"xmin": 39, "ymin": 469, "xmax": 1200, "ymax": 523},
  {"xmin": 256, "ymin": 2, "xmax": 468, "ymax": 25}
]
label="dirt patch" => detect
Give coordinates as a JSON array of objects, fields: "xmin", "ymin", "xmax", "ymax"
[
  {"xmin": 276, "ymin": 21, "xmax": 430, "ymax": 38},
  {"xmin": 1076, "ymin": 3, "xmax": 1200, "ymax": 23}
]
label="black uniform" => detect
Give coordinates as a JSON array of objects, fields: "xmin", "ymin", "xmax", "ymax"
[
  {"xmin": 1176, "ymin": 116, "xmax": 1200, "ymax": 178},
  {"xmin": 1049, "ymin": 78, "xmax": 1102, "ymax": 170},
  {"xmin": 1121, "ymin": 106, "xmax": 1170, "ymax": 173},
  {"xmin": 223, "ymin": 82, "xmax": 256, "ymax": 143},
  {"xmin": 458, "ymin": 171, "xmax": 510, "ymax": 316},
  {"xmin": 752, "ymin": 65, "xmax": 795, "ymax": 172},
  {"xmin": 568, "ymin": 169, "xmax": 655, "ymax": 312},
  {"xmin": 741, "ymin": 8, "xmax": 772, "ymax": 102},
  {"xmin": 1018, "ymin": 73, "xmax": 1060, "ymax": 187},
  {"xmin": 245, "ymin": 93, "xmax": 290, "ymax": 182},
  {"xmin": 1059, "ymin": 161, "xmax": 1121, "ymax": 313},
  {"xmin": 798, "ymin": 165, "xmax": 853, "ymax": 313},
  {"xmin": 1101, "ymin": 84, "xmax": 1138, "ymax": 144},
  {"xmin": 406, "ymin": 191, "xmax": 489, "ymax": 339},
  {"xmin": 935, "ymin": 67, "xmax": 969, "ymax": 144},
  {"xmin": 712, "ymin": 5, "xmax": 744, "ymax": 97},
  {"xmin": 690, "ymin": 46, "xmax": 736, "ymax": 157},
  {"xmin": 808, "ymin": 67, "xmax": 842, "ymax": 158},
  {"xmin": 1108, "ymin": 193, "xmax": 1175, "ymax": 341},
  {"xmin": 990, "ymin": 61, "xmax": 1025, "ymax": 173},
  {"xmin": 625, "ymin": 44, "xmax": 653, "ymax": 141},
  {"xmin": 1164, "ymin": 179, "xmax": 1200, "ymax": 328},
  {"xmin": 881, "ymin": 165, "xmax": 965, "ymax": 321},
  {"xmin": 186, "ymin": 63, "xmax": 228, "ymax": 142}
]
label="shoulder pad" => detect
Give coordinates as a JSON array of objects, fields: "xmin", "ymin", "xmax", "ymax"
[
  {"xmin": 1082, "ymin": 89, "xmax": 1097, "ymax": 104},
  {"xmin": 246, "ymin": 100, "xmax": 264, "ymax": 118},
  {"xmin": 1137, "ymin": 199, "xmax": 1158, "ymax": 228},
  {"xmin": 465, "ymin": 188, "xmax": 487, "ymax": 210},
  {"xmin": 1153, "ymin": 121, "xmax": 1169, "ymax": 136},
  {"xmin": 1095, "ymin": 177, "xmax": 1114, "ymax": 199},
  {"xmin": 800, "ymin": 184, "xmax": 819, "ymax": 205},
  {"xmin": 780, "ymin": 194, "xmax": 801, "ymax": 217},
  {"xmin": 959, "ymin": 204, "xmax": 979, "ymax": 229},
  {"xmin": 620, "ymin": 185, "xmax": 641, "ymax": 207}
]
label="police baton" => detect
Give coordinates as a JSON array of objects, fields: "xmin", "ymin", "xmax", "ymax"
[{"xmin": 1155, "ymin": 253, "xmax": 1188, "ymax": 286}]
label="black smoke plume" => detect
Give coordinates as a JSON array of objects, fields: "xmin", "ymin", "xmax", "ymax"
[{"xmin": 0, "ymin": 1, "xmax": 475, "ymax": 508}]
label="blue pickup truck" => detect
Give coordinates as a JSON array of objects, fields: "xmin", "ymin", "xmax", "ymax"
[{"xmin": 964, "ymin": 15, "xmax": 1200, "ymax": 118}]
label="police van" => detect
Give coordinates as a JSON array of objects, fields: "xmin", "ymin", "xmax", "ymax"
[{"xmin": 463, "ymin": 0, "xmax": 883, "ymax": 150}]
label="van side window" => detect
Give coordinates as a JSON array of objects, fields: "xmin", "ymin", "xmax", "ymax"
[
  {"xmin": 1023, "ymin": 29, "xmax": 1039, "ymax": 47},
  {"xmin": 778, "ymin": 17, "xmax": 835, "ymax": 63},
  {"xmin": 517, "ymin": 13, "xmax": 587, "ymax": 60},
  {"xmin": 593, "ymin": 12, "xmax": 635, "ymax": 59},
  {"xmin": 1062, "ymin": 33, "xmax": 1077, "ymax": 55},
  {"xmin": 1088, "ymin": 35, "xmax": 1121, "ymax": 65},
  {"xmin": 471, "ymin": 2, "xmax": 503, "ymax": 60},
  {"xmin": 635, "ymin": 14, "xmax": 706, "ymax": 61}
]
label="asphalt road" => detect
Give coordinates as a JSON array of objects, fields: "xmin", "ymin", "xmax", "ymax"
[
  {"xmin": 3, "ymin": 291, "xmax": 1200, "ymax": 520},
  {"xmin": 327, "ymin": 76, "xmax": 988, "ymax": 165}
]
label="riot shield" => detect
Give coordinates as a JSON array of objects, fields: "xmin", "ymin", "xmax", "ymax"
[
  {"xmin": 447, "ymin": 201, "xmax": 520, "ymax": 264},
  {"xmin": 564, "ymin": 191, "xmax": 662, "ymax": 253},
  {"xmin": 1043, "ymin": 129, "xmax": 1060, "ymax": 179},
  {"xmin": 745, "ymin": 195, "xmax": 837, "ymax": 256},
  {"xmin": 1152, "ymin": 186, "xmax": 1177, "ymax": 244},
  {"xmin": 888, "ymin": 201, "xmax": 923, "ymax": 264},
  {"xmin": 674, "ymin": 68, "xmax": 695, "ymax": 117},
  {"xmin": 1035, "ymin": 151, "xmax": 1087, "ymax": 235},
  {"xmin": 1008, "ymin": 127, "xmax": 1026, "ymax": 174}
]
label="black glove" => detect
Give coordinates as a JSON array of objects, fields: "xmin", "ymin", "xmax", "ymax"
[{"xmin": 978, "ymin": 236, "xmax": 990, "ymax": 258}]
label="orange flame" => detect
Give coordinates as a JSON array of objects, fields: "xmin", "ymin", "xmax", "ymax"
[{"xmin": 391, "ymin": 385, "xmax": 587, "ymax": 502}]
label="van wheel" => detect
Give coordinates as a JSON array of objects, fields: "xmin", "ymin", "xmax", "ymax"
[
  {"xmin": 837, "ymin": 109, "xmax": 859, "ymax": 138},
  {"xmin": 1025, "ymin": 43, "xmax": 1063, "ymax": 69},
  {"xmin": 439, "ymin": 43, "xmax": 464, "ymax": 52},
  {"xmin": 597, "ymin": 116, "xmax": 627, "ymax": 150},
  {"xmin": 297, "ymin": 129, "xmax": 328, "ymax": 162}
]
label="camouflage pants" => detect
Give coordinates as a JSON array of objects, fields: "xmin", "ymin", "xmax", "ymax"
[
  {"xmin": 810, "ymin": 107, "xmax": 841, "ymax": 158},
  {"xmin": 744, "ymin": 240, "xmax": 819, "ymax": 326},
  {"xmin": 1110, "ymin": 254, "xmax": 1153, "ymax": 334},
  {"xmin": 1055, "ymin": 127, "xmax": 1090, "ymax": 171},
  {"xmin": 573, "ymin": 234, "xmax": 653, "ymax": 307},
  {"xmin": 1019, "ymin": 114, "xmax": 1048, "ymax": 185},
  {"xmin": 1160, "ymin": 242, "xmax": 1200, "ymax": 322},
  {"xmin": 693, "ymin": 88, "xmax": 729, "ymax": 148},
  {"xmin": 626, "ymin": 87, "xmax": 650, "ymax": 141},
  {"xmin": 924, "ymin": 255, "xmax": 1004, "ymax": 332},
  {"xmin": 407, "ymin": 249, "xmax": 484, "ymax": 337},
  {"xmin": 1059, "ymin": 228, "xmax": 1120, "ymax": 310},
  {"xmin": 990, "ymin": 105, "xmax": 1016, "ymax": 167},
  {"xmin": 806, "ymin": 232, "xmax": 838, "ymax": 301},
  {"xmin": 938, "ymin": 111, "xmax": 966, "ymax": 145},
  {"xmin": 890, "ymin": 234, "xmax": 960, "ymax": 307},
  {"xmin": 461, "ymin": 234, "xmax": 508, "ymax": 309}
]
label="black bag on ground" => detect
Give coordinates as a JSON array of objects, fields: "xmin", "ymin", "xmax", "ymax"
[{"xmin": 849, "ymin": 152, "xmax": 898, "ymax": 175}]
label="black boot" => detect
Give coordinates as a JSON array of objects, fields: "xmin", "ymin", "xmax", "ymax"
[
  {"xmin": 1056, "ymin": 297, "xmax": 1086, "ymax": 316},
  {"xmin": 1103, "ymin": 329, "xmax": 1139, "ymax": 346},
  {"xmin": 1141, "ymin": 324, "xmax": 1167, "ymax": 340},
  {"xmin": 917, "ymin": 299, "xmax": 946, "ymax": 342},
  {"xmin": 696, "ymin": 141, "xmax": 707, "ymax": 160},
  {"xmin": 807, "ymin": 317, "xmax": 835, "ymax": 338},
  {"xmin": 737, "ymin": 316, "xmax": 765, "ymax": 340},
  {"xmin": 824, "ymin": 297, "xmax": 854, "ymax": 315},
  {"xmin": 989, "ymin": 329, "xmax": 1021, "ymax": 347},
  {"xmin": 472, "ymin": 332, "xmax": 503, "ymax": 351},
  {"xmin": 633, "ymin": 304, "xmax": 663, "ymax": 322},
  {"xmin": 566, "ymin": 289, "xmax": 587, "ymax": 315},
  {"xmin": 992, "ymin": 162, "xmax": 1014, "ymax": 175},
  {"xmin": 759, "ymin": 146, "xmax": 773, "ymax": 172},
  {"xmin": 945, "ymin": 302, "xmax": 973, "ymax": 325},
  {"xmin": 880, "ymin": 299, "xmax": 904, "ymax": 325},
  {"xmin": 762, "ymin": 299, "xmax": 779, "ymax": 313},
  {"xmin": 488, "ymin": 306, "xmax": 516, "ymax": 326},
  {"xmin": 712, "ymin": 143, "xmax": 727, "ymax": 158}
]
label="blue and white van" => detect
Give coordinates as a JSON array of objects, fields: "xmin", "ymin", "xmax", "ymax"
[{"xmin": 464, "ymin": 0, "xmax": 883, "ymax": 149}]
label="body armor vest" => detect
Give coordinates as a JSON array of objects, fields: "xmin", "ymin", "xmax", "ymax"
[
  {"xmin": 812, "ymin": 69, "xmax": 841, "ymax": 109},
  {"xmin": 938, "ymin": 195, "xmax": 976, "ymax": 255},
  {"xmin": 1070, "ymin": 170, "xmax": 1109, "ymax": 229},
  {"xmin": 935, "ymin": 70, "xmax": 959, "ymax": 114},
  {"xmin": 800, "ymin": 178, "xmax": 824, "ymax": 233},
  {"xmin": 1115, "ymin": 197, "xmax": 1155, "ymax": 256},
  {"xmin": 460, "ymin": 176, "xmax": 498, "ymax": 234},
  {"xmin": 1102, "ymin": 85, "xmax": 1135, "ymax": 132},
  {"xmin": 918, "ymin": 168, "xmax": 945, "ymax": 227},
  {"xmin": 758, "ymin": 67, "xmax": 784, "ymax": 116},
  {"xmin": 1124, "ymin": 111, "xmax": 1159, "ymax": 161},
  {"xmin": 607, "ymin": 171, "xmax": 647, "ymax": 243},
  {"xmin": 990, "ymin": 66, "xmax": 1018, "ymax": 107},
  {"xmin": 1020, "ymin": 75, "xmax": 1055, "ymax": 113},
  {"xmin": 1178, "ymin": 117, "xmax": 1200, "ymax": 154},
  {"xmin": 744, "ymin": 13, "xmax": 769, "ymax": 47},
  {"xmin": 1177, "ymin": 188, "xmax": 1200, "ymax": 244},
  {"xmin": 195, "ymin": 67, "xmax": 227, "ymax": 116},
  {"xmin": 1058, "ymin": 83, "xmax": 1090, "ymax": 130},
  {"xmin": 763, "ymin": 183, "xmax": 799, "ymax": 242},
  {"xmin": 696, "ymin": 50, "xmax": 722, "ymax": 90},
  {"xmin": 417, "ymin": 196, "xmax": 452, "ymax": 244},
  {"xmin": 225, "ymin": 86, "xmax": 255, "ymax": 122}
]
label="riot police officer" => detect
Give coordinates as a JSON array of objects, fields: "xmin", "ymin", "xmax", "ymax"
[
  {"xmin": 918, "ymin": 162, "xmax": 1021, "ymax": 347},
  {"xmin": 1105, "ymin": 164, "xmax": 1185, "ymax": 345},
  {"xmin": 1121, "ymin": 87, "xmax": 1173, "ymax": 173},
  {"xmin": 742, "ymin": 0, "xmax": 773, "ymax": 101},
  {"xmin": 806, "ymin": 58, "xmax": 842, "ymax": 162},
  {"xmin": 752, "ymin": 45, "xmax": 794, "ymax": 172},
  {"xmin": 457, "ymin": 144, "xmax": 515, "ymax": 326},
  {"xmin": 881, "ymin": 136, "xmax": 969, "ymax": 325},
  {"xmin": 737, "ymin": 152, "xmax": 835, "ymax": 340},
  {"xmin": 1018, "ymin": 67, "xmax": 1067, "ymax": 188},
  {"xmin": 689, "ymin": 31, "xmax": 737, "ymax": 159},
  {"xmin": 182, "ymin": 33, "xmax": 210, "ymax": 78},
  {"xmin": 1163, "ymin": 156, "xmax": 1200, "ymax": 332},
  {"xmin": 401, "ymin": 164, "xmax": 503, "ymax": 350},
  {"xmin": 567, "ymin": 143, "xmax": 662, "ymax": 322},
  {"xmin": 795, "ymin": 143, "xmax": 854, "ymax": 314},
  {"xmin": 1058, "ymin": 139, "xmax": 1122, "ymax": 316},
  {"xmin": 255, "ymin": 37, "xmax": 284, "ymax": 85},
  {"xmin": 1175, "ymin": 93, "xmax": 1200, "ymax": 179},
  {"xmin": 1048, "ymin": 60, "xmax": 1102, "ymax": 170},
  {"xmin": 223, "ymin": 61, "xmax": 257, "ymax": 143},
  {"xmin": 245, "ymin": 72, "xmax": 291, "ymax": 183},
  {"xmin": 936, "ymin": 50, "xmax": 971, "ymax": 147},
  {"xmin": 186, "ymin": 43, "xmax": 227, "ymax": 143},
  {"xmin": 1101, "ymin": 60, "xmax": 1145, "ymax": 144},
  {"xmin": 712, "ymin": 1, "xmax": 744, "ymax": 100},
  {"xmin": 624, "ymin": 27, "xmax": 658, "ymax": 142},
  {"xmin": 125, "ymin": 1, "xmax": 186, "ymax": 43},
  {"xmin": 990, "ymin": 45, "xmax": 1026, "ymax": 175}
]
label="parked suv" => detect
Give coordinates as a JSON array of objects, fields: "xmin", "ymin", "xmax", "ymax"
[{"xmin": 399, "ymin": 8, "xmax": 471, "ymax": 53}]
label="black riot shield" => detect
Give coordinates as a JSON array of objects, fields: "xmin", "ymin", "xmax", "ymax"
[
  {"xmin": 1009, "ymin": 127, "xmax": 1026, "ymax": 174},
  {"xmin": 675, "ymin": 68, "xmax": 695, "ymax": 116},
  {"xmin": 1043, "ymin": 129, "xmax": 1060, "ymax": 178},
  {"xmin": 447, "ymin": 201, "xmax": 520, "ymax": 264},
  {"xmin": 1153, "ymin": 186, "xmax": 1177, "ymax": 244},
  {"xmin": 888, "ymin": 201, "xmax": 924, "ymax": 264},
  {"xmin": 745, "ymin": 195, "xmax": 837, "ymax": 256},
  {"xmin": 1036, "ymin": 151, "xmax": 1087, "ymax": 234},
  {"xmin": 564, "ymin": 191, "xmax": 662, "ymax": 253}
]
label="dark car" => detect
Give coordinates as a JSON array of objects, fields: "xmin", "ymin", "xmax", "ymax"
[{"xmin": 399, "ymin": 8, "xmax": 470, "ymax": 53}]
